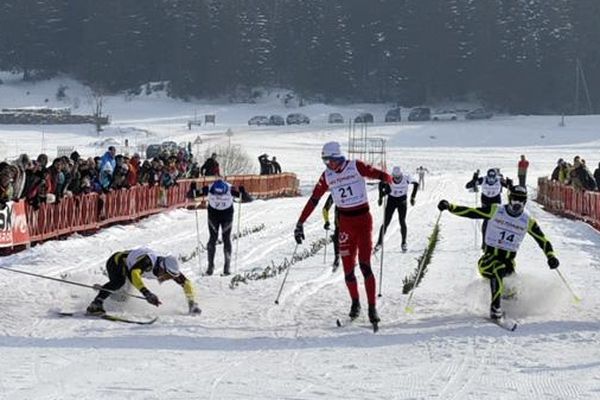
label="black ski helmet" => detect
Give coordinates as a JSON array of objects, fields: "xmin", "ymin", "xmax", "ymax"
[{"xmin": 508, "ymin": 185, "xmax": 527, "ymax": 203}]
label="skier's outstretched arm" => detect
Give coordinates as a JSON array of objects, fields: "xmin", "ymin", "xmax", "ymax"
[{"xmin": 438, "ymin": 200, "xmax": 494, "ymax": 219}]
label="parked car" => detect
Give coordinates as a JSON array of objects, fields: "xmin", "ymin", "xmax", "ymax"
[
  {"xmin": 286, "ymin": 113, "xmax": 310, "ymax": 125},
  {"xmin": 269, "ymin": 115, "xmax": 285, "ymax": 126},
  {"xmin": 385, "ymin": 108, "xmax": 401, "ymax": 122},
  {"xmin": 328, "ymin": 113, "xmax": 344, "ymax": 124},
  {"xmin": 465, "ymin": 108, "xmax": 493, "ymax": 120},
  {"xmin": 354, "ymin": 112, "xmax": 374, "ymax": 123},
  {"xmin": 146, "ymin": 144, "xmax": 162, "ymax": 159},
  {"xmin": 161, "ymin": 141, "xmax": 178, "ymax": 151},
  {"xmin": 431, "ymin": 109, "xmax": 458, "ymax": 121},
  {"xmin": 408, "ymin": 107, "xmax": 431, "ymax": 121},
  {"xmin": 248, "ymin": 115, "xmax": 270, "ymax": 126}
]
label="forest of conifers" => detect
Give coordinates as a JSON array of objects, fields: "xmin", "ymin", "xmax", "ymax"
[{"xmin": 0, "ymin": 0, "xmax": 598, "ymax": 113}]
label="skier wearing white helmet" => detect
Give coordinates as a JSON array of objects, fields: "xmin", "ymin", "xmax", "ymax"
[
  {"xmin": 375, "ymin": 165, "xmax": 419, "ymax": 253},
  {"xmin": 86, "ymin": 248, "xmax": 201, "ymax": 315},
  {"xmin": 295, "ymin": 141, "xmax": 392, "ymax": 330}
]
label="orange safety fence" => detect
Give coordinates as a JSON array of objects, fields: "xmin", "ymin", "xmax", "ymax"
[
  {"xmin": 0, "ymin": 173, "xmax": 300, "ymax": 252},
  {"xmin": 537, "ymin": 177, "xmax": 600, "ymax": 231}
]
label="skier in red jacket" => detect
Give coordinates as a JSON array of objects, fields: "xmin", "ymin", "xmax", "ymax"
[{"xmin": 294, "ymin": 141, "xmax": 392, "ymax": 328}]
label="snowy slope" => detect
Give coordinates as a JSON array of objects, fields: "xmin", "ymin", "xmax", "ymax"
[{"xmin": 1, "ymin": 75, "xmax": 600, "ymax": 399}]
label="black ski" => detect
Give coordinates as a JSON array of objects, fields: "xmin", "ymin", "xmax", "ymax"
[
  {"xmin": 336, "ymin": 317, "xmax": 379, "ymax": 333},
  {"xmin": 57, "ymin": 311, "xmax": 158, "ymax": 325},
  {"xmin": 489, "ymin": 317, "xmax": 518, "ymax": 331}
]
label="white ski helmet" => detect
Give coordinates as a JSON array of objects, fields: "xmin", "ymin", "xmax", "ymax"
[
  {"xmin": 159, "ymin": 255, "xmax": 180, "ymax": 277},
  {"xmin": 321, "ymin": 141, "xmax": 344, "ymax": 159},
  {"xmin": 392, "ymin": 166, "xmax": 402, "ymax": 178}
]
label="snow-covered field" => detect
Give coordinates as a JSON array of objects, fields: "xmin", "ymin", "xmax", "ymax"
[{"xmin": 1, "ymin": 75, "xmax": 600, "ymax": 399}]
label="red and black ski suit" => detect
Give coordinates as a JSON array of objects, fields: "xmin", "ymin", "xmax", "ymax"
[{"xmin": 297, "ymin": 160, "xmax": 391, "ymax": 307}]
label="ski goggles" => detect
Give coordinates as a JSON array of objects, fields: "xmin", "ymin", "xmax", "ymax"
[{"xmin": 322, "ymin": 156, "xmax": 344, "ymax": 169}]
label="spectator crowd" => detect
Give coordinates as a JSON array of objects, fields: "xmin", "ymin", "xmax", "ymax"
[
  {"xmin": 0, "ymin": 145, "xmax": 201, "ymax": 210},
  {"xmin": 551, "ymin": 155, "xmax": 600, "ymax": 192}
]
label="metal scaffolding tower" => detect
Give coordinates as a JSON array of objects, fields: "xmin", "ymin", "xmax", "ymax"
[{"xmin": 347, "ymin": 121, "xmax": 387, "ymax": 171}]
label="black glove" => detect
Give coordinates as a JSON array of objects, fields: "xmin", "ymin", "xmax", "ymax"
[
  {"xmin": 188, "ymin": 301, "xmax": 202, "ymax": 314},
  {"xmin": 438, "ymin": 200, "xmax": 450, "ymax": 211},
  {"xmin": 410, "ymin": 197, "xmax": 416, "ymax": 206},
  {"xmin": 377, "ymin": 198, "xmax": 383, "ymax": 206},
  {"xmin": 324, "ymin": 221, "xmax": 330, "ymax": 230},
  {"xmin": 141, "ymin": 288, "xmax": 161, "ymax": 307},
  {"xmin": 239, "ymin": 185, "xmax": 246, "ymax": 194},
  {"xmin": 548, "ymin": 256, "xmax": 559, "ymax": 269},
  {"xmin": 294, "ymin": 223, "xmax": 305, "ymax": 244}
]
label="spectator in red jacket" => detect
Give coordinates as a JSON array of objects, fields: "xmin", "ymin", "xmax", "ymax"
[{"xmin": 517, "ymin": 155, "xmax": 529, "ymax": 187}]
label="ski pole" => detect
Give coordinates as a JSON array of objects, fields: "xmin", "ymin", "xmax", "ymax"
[
  {"xmin": 378, "ymin": 195, "xmax": 388, "ymax": 297},
  {"xmin": 274, "ymin": 244, "xmax": 299, "ymax": 305},
  {"xmin": 234, "ymin": 191, "xmax": 243, "ymax": 273},
  {"xmin": 323, "ymin": 228, "xmax": 328, "ymax": 265},
  {"xmin": 555, "ymin": 269, "xmax": 581, "ymax": 303},
  {"xmin": 0, "ymin": 267, "xmax": 146, "ymax": 300},
  {"xmin": 194, "ymin": 203, "xmax": 203, "ymax": 276},
  {"xmin": 404, "ymin": 210, "xmax": 442, "ymax": 313}
]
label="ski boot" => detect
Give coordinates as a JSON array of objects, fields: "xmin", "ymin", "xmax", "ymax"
[
  {"xmin": 401, "ymin": 242, "xmax": 408, "ymax": 252},
  {"xmin": 490, "ymin": 305, "xmax": 504, "ymax": 320},
  {"xmin": 368, "ymin": 305, "xmax": 380, "ymax": 332},
  {"xmin": 86, "ymin": 300, "xmax": 106, "ymax": 316},
  {"xmin": 223, "ymin": 256, "xmax": 231, "ymax": 276},
  {"xmin": 206, "ymin": 265, "xmax": 214, "ymax": 276},
  {"xmin": 349, "ymin": 299, "xmax": 361, "ymax": 320}
]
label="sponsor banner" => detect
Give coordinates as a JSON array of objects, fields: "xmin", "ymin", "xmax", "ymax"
[{"xmin": 0, "ymin": 201, "xmax": 31, "ymax": 248}]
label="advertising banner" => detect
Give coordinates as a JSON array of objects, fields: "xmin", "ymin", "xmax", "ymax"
[{"xmin": 0, "ymin": 201, "xmax": 31, "ymax": 248}]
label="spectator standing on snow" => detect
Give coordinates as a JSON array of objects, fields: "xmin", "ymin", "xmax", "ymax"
[
  {"xmin": 437, "ymin": 185, "xmax": 559, "ymax": 321},
  {"xmin": 258, "ymin": 154, "xmax": 272, "ymax": 175},
  {"xmin": 271, "ymin": 156, "xmax": 282, "ymax": 174},
  {"xmin": 99, "ymin": 146, "xmax": 116, "ymax": 191},
  {"xmin": 594, "ymin": 162, "xmax": 600, "ymax": 191},
  {"xmin": 517, "ymin": 155, "xmax": 529, "ymax": 187},
  {"xmin": 200, "ymin": 153, "xmax": 220, "ymax": 177},
  {"xmin": 294, "ymin": 141, "xmax": 392, "ymax": 330}
]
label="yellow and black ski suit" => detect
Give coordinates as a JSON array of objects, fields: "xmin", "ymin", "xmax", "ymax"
[
  {"xmin": 447, "ymin": 203, "xmax": 556, "ymax": 310},
  {"xmin": 93, "ymin": 250, "xmax": 195, "ymax": 304}
]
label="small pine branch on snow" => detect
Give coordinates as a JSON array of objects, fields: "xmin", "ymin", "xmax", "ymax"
[
  {"xmin": 229, "ymin": 236, "xmax": 332, "ymax": 289},
  {"xmin": 402, "ymin": 222, "xmax": 440, "ymax": 294}
]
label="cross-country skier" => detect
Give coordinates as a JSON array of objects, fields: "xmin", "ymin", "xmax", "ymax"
[
  {"xmin": 416, "ymin": 166, "xmax": 429, "ymax": 190},
  {"xmin": 294, "ymin": 141, "xmax": 392, "ymax": 327},
  {"xmin": 466, "ymin": 168, "xmax": 513, "ymax": 246},
  {"xmin": 437, "ymin": 185, "xmax": 559, "ymax": 320},
  {"xmin": 374, "ymin": 166, "xmax": 419, "ymax": 253},
  {"xmin": 322, "ymin": 194, "xmax": 340, "ymax": 270},
  {"xmin": 86, "ymin": 247, "xmax": 201, "ymax": 316},
  {"xmin": 202, "ymin": 178, "xmax": 252, "ymax": 276}
]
